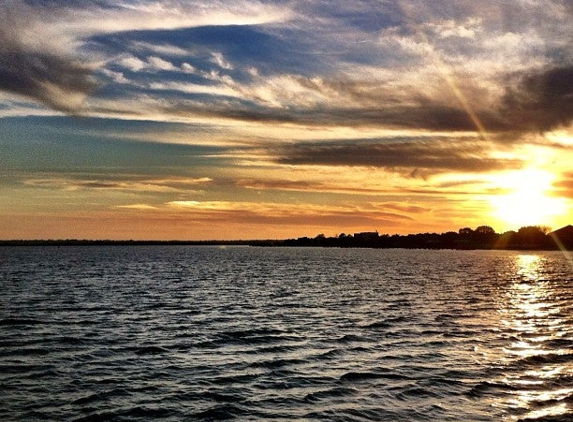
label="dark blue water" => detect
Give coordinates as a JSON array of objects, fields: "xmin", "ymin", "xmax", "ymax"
[{"xmin": 1, "ymin": 246, "xmax": 573, "ymax": 421}]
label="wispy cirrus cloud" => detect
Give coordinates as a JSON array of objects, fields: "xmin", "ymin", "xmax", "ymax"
[
  {"xmin": 0, "ymin": 0, "xmax": 291, "ymax": 112},
  {"xmin": 116, "ymin": 55, "xmax": 196, "ymax": 73},
  {"xmin": 3, "ymin": 0, "xmax": 572, "ymax": 137},
  {"xmin": 127, "ymin": 41, "xmax": 192, "ymax": 57},
  {"xmin": 115, "ymin": 204, "xmax": 158, "ymax": 210},
  {"xmin": 93, "ymin": 61, "xmax": 572, "ymax": 137},
  {"xmin": 0, "ymin": 0, "xmax": 97, "ymax": 112},
  {"xmin": 165, "ymin": 200, "xmax": 416, "ymax": 228},
  {"xmin": 23, "ymin": 175, "xmax": 213, "ymax": 193},
  {"xmin": 235, "ymin": 178, "xmax": 389, "ymax": 195}
]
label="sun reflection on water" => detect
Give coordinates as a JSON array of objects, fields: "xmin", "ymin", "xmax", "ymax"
[
  {"xmin": 516, "ymin": 254, "xmax": 541, "ymax": 281},
  {"xmin": 494, "ymin": 254, "xmax": 573, "ymax": 420}
]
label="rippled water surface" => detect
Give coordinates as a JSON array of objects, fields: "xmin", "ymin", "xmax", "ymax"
[{"xmin": 2, "ymin": 246, "xmax": 573, "ymax": 421}]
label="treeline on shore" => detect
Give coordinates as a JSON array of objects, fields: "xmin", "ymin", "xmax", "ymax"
[{"xmin": 250, "ymin": 225, "xmax": 573, "ymax": 250}]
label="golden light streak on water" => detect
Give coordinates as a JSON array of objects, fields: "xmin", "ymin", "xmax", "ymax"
[{"xmin": 495, "ymin": 254, "xmax": 573, "ymax": 420}]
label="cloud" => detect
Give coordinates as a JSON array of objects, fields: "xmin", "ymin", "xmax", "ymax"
[
  {"xmin": 165, "ymin": 200, "xmax": 415, "ymax": 226},
  {"xmin": 0, "ymin": 51, "xmax": 96, "ymax": 113},
  {"xmin": 144, "ymin": 82, "xmax": 492, "ymax": 132},
  {"xmin": 424, "ymin": 17, "xmax": 480, "ymax": 39},
  {"xmin": 235, "ymin": 178, "xmax": 393, "ymax": 195},
  {"xmin": 101, "ymin": 69, "xmax": 129, "ymax": 84},
  {"xmin": 117, "ymin": 56, "xmax": 147, "ymax": 72},
  {"xmin": 274, "ymin": 138, "xmax": 520, "ymax": 173},
  {"xmin": 51, "ymin": 1, "xmax": 291, "ymax": 38},
  {"xmin": 181, "ymin": 63, "xmax": 196, "ymax": 74},
  {"xmin": 0, "ymin": 0, "xmax": 291, "ymax": 112},
  {"xmin": 112, "ymin": 64, "xmax": 512, "ymax": 134},
  {"xmin": 210, "ymin": 52, "xmax": 234, "ymax": 70},
  {"xmin": 24, "ymin": 175, "xmax": 212, "ymax": 193},
  {"xmin": 2, "ymin": 0, "xmax": 572, "ymax": 141},
  {"xmin": 117, "ymin": 55, "xmax": 180, "ymax": 72},
  {"xmin": 147, "ymin": 81, "xmax": 242, "ymax": 99},
  {"xmin": 555, "ymin": 172, "xmax": 573, "ymax": 199},
  {"xmin": 141, "ymin": 57, "xmax": 570, "ymax": 135},
  {"xmin": 0, "ymin": 1, "xmax": 96, "ymax": 112},
  {"xmin": 115, "ymin": 204, "xmax": 158, "ymax": 210},
  {"xmin": 501, "ymin": 66, "xmax": 573, "ymax": 132},
  {"xmin": 129, "ymin": 41, "xmax": 191, "ymax": 57}
]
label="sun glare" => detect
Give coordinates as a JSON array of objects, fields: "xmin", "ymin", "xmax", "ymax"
[{"xmin": 490, "ymin": 168, "xmax": 567, "ymax": 230}]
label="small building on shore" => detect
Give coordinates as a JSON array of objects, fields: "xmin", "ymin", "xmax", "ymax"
[{"xmin": 353, "ymin": 231, "xmax": 379, "ymax": 242}]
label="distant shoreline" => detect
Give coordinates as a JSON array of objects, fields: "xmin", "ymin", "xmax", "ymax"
[
  {"xmin": 0, "ymin": 239, "xmax": 246, "ymax": 247},
  {"xmin": 2, "ymin": 224, "xmax": 573, "ymax": 251}
]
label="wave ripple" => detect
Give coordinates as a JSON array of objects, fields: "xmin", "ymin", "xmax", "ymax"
[{"xmin": 2, "ymin": 246, "xmax": 573, "ymax": 421}]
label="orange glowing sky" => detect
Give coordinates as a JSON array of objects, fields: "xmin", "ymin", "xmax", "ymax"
[{"xmin": 1, "ymin": 0, "xmax": 573, "ymax": 240}]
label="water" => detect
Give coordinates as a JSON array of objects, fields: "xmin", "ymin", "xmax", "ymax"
[{"xmin": 1, "ymin": 246, "xmax": 573, "ymax": 421}]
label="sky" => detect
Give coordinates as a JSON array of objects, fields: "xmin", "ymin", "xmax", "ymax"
[{"xmin": 1, "ymin": 0, "xmax": 573, "ymax": 240}]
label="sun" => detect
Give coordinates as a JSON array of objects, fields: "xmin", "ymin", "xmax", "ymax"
[{"xmin": 490, "ymin": 168, "xmax": 567, "ymax": 230}]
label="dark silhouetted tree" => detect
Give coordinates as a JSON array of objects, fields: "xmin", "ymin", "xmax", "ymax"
[
  {"xmin": 475, "ymin": 225, "xmax": 495, "ymax": 235},
  {"xmin": 459, "ymin": 227, "xmax": 474, "ymax": 235},
  {"xmin": 514, "ymin": 226, "xmax": 551, "ymax": 248}
]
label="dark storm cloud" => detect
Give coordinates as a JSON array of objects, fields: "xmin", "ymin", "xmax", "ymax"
[
  {"xmin": 0, "ymin": 1, "xmax": 96, "ymax": 112},
  {"xmin": 501, "ymin": 66, "xmax": 573, "ymax": 132},
  {"xmin": 275, "ymin": 139, "xmax": 520, "ymax": 172}
]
